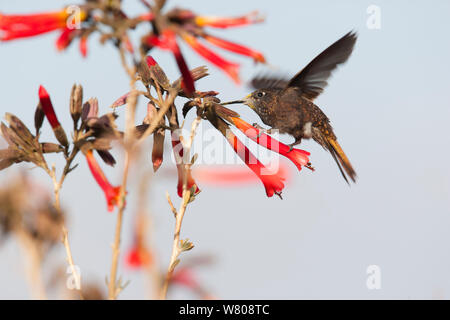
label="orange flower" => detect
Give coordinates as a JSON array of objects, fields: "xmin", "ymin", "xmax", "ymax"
[
  {"xmin": 203, "ymin": 34, "xmax": 265, "ymax": 63},
  {"xmin": 0, "ymin": 9, "xmax": 86, "ymax": 41},
  {"xmin": 181, "ymin": 32, "xmax": 240, "ymax": 84},
  {"xmin": 194, "ymin": 11, "xmax": 263, "ymax": 29},
  {"xmin": 85, "ymin": 150, "xmax": 122, "ymax": 212}
]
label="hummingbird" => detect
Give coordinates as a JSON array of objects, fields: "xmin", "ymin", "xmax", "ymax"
[{"xmin": 222, "ymin": 31, "xmax": 358, "ymax": 184}]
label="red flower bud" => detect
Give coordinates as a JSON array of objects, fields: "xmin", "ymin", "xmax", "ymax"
[{"xmin": 38, "ymin": 85, "xmax": 68, "ymax": 147}]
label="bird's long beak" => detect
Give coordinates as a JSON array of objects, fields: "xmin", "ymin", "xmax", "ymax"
[
  {"xmin": 221, "ymin": 94, "xmax": 252, "ymax": 106},
  {"xmin": 220, "ymin": 99, "xmax": 245, "ymax": 106}
]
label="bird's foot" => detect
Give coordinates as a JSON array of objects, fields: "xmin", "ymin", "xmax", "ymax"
[
  {"xmin": 287, "ymin": 143, "xmax": 296, "ymax": 152},
  {"xmin": 274, "ymin": 191, "xmax": 283, "ymax": 199},
  {"xmin": 252, "ymin": 123, "xmax": 272, "ymax": 138},
  {"xmin": 287, "ymin": 139, "xmax": 302, "ymax": 152}
]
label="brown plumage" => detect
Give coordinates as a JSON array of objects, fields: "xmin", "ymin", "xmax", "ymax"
[{"xmin": 223, "ymin": 31, "xmax": 358, "ymax": 183}]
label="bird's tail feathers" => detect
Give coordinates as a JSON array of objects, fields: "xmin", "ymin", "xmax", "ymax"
[{"xmin": 326, "ymin": 137, "xmax": 357, "ymax": 184}]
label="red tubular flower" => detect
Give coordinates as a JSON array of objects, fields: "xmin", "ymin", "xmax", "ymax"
[
  {"xmin": 125, "ymin": 214, "xmax": 152, "ymax": 270},
  {"xmin": 171, "ymin": 267, "xmax": 198, "ymax": 289},
  {"xmin": 1, "ymin": 23, "xmax": 61, "ymax": 41},
  {"xmin": 203, "ymin": 34, "xmax": 265, "ymax": 63},
  {"xmin": 193, "ymin": 162, "xmax": 290, "ymax": 186},
  {"xmin": 0, "ymin": 10, "xmax": 68, "ymax": 26},
  {"xmin": 125, "ymin": 244, "xmax": 152, "ymax": 269},
  {"xmin": 38, "ymin": 85, "xmax": 69, "ymax": 147},
  {"xmin": 229, "ymin": 117, "xmax": 310, "ymax": 172},
  {"xmin": 38, "ymin": 85, "xmax": 60, "ymax": 129},
  {"xmin": 194, "ymin": 165, "xmax": 258, "ymax": 185},
  {"xmin": 0, "ymin": 9, "xmax": 86, "ymax": 41},
  {"xmin": 146, "ymin": 30, "xmax": 195, "ymax": 96},
  {"xmin": 194, "ymin": 11, "xmax": 264, "ymax": 29},
  {"xmin": 85, "ymin": 150, "xmax": 122, "ymax": 212},
  {"xmin": 171, "ymin": 134, "xmax": 200, "ymax": 198},
  {"xmin": 79, "ymin": 36, "xmax": 88, "ymax": 57},
  {"xmin": 225, "ymin": 130, "xmax": 285, "ymax": 198},
  {"xmin": 181, "ymin": 32, "xmax": 240, "ymax": 84},
  {"xmin": 55, "ymin": 27, "xmax": 77, "ymax": 51}
]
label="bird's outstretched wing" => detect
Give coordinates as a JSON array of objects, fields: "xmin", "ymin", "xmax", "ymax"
[
  {"xmin": 287, "ymin": 31, "xmax": 357, "ymax": 100},
  {"xmin": 249, "ymin": 74, "xmax": 290, "ymax": 90}
]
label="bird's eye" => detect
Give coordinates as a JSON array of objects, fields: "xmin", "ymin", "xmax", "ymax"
[{"xmin": 256, "ymin": 91, "xmax": 265, "ymax": 98}]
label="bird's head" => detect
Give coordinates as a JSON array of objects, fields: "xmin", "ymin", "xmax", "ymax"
[{"xmin": 221, "ymin": 89, "xmax": 276, "ymax": 115}]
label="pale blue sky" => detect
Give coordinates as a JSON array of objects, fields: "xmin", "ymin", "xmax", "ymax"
[{"xmin": 0, "ymin": 0, "xmax": 449, "ymax": 299}]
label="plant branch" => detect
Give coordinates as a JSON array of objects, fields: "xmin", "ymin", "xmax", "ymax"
[
  {"xmin": 159, "ymin": 116, "xmax": 201, "ymax": 299},
  {"xmin": 16, "ymin": 229, "xmax": 47, "ymax": 300},
  {"xmin": 107, "ymin": 150, "xmax": 131, "ymax": 299},
  {"xmin": 41, "ymin": 145, "xmax": 83, "ymax": 299},
  {"xmin": 107, "ymin": 68, "xmax": 138, "ymax": 300}
]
